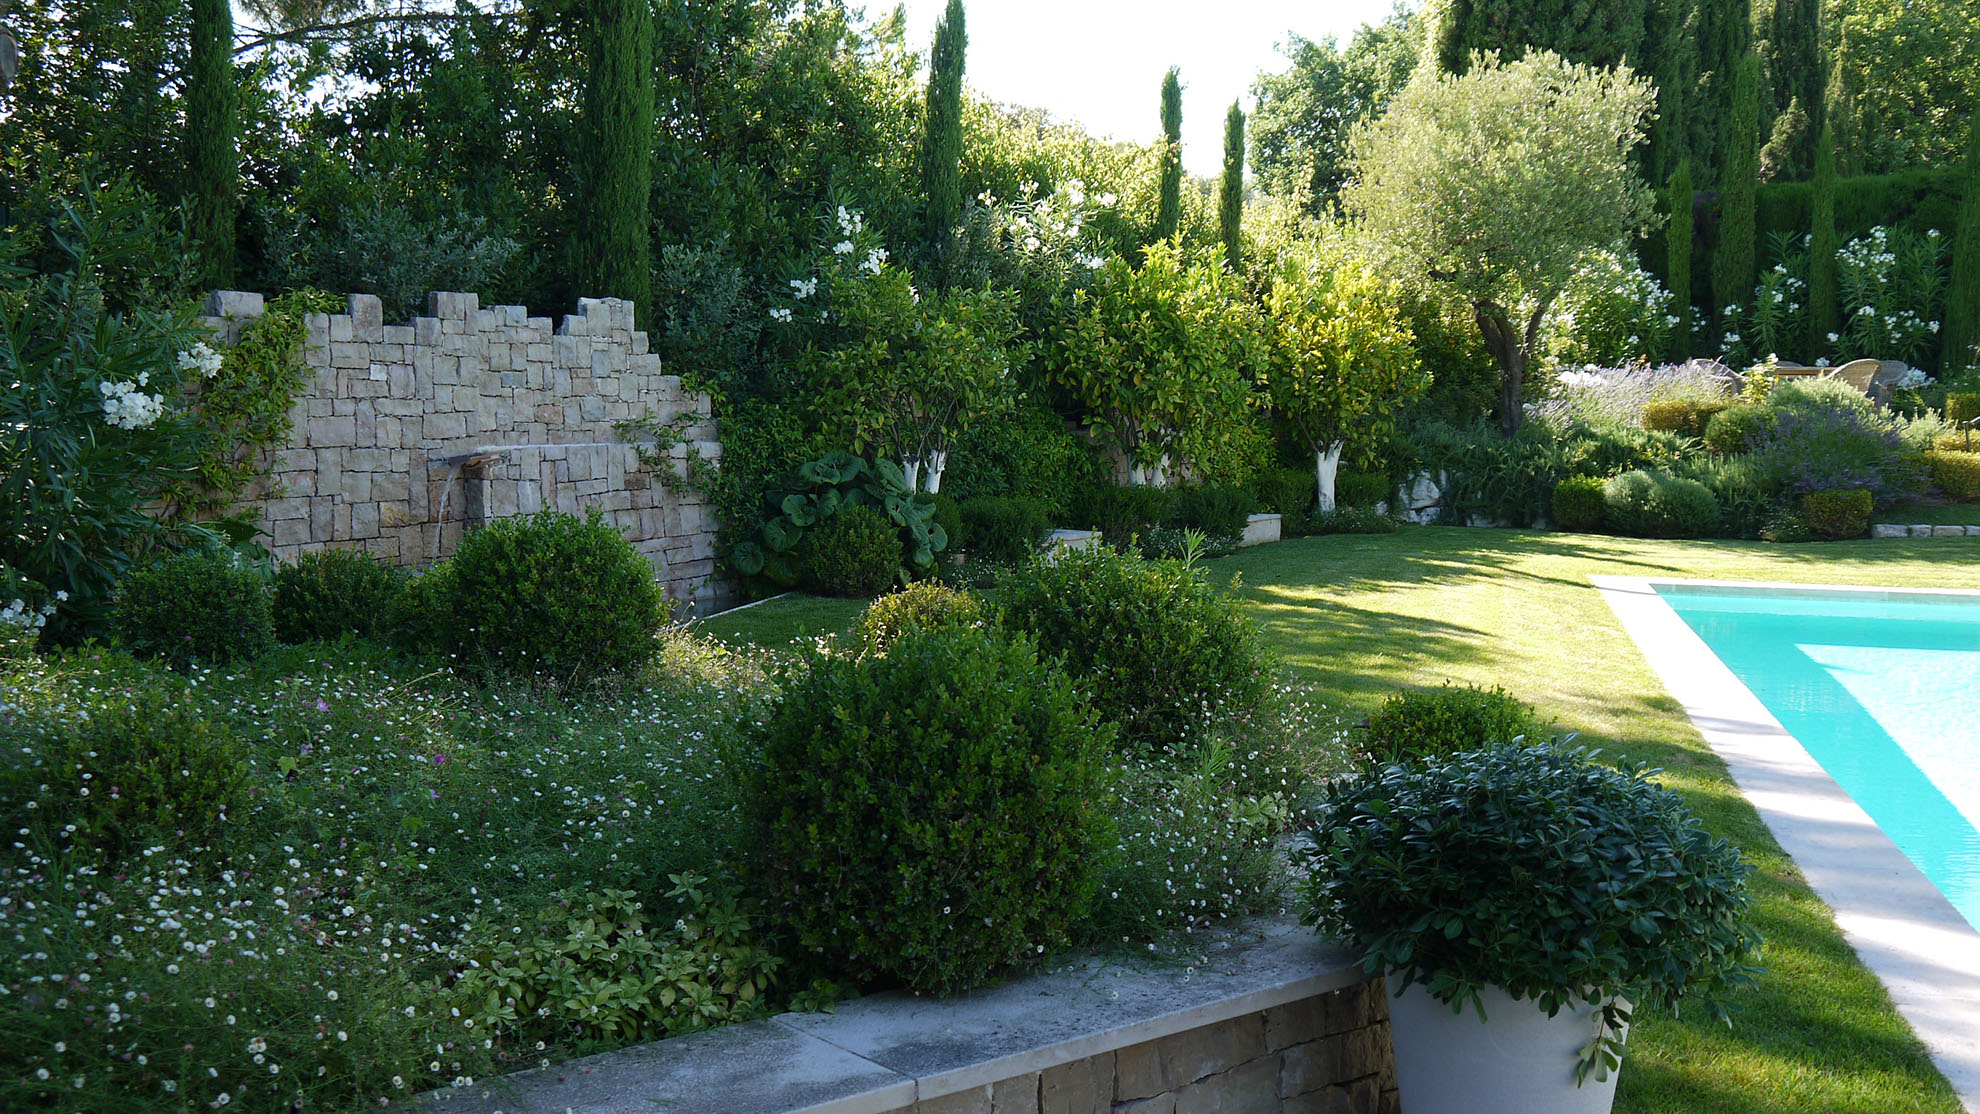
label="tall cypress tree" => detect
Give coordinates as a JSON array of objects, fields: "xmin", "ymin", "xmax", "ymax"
[
  {"xmin": 1712, "ymin": 52, "xmax": 1758, "ymax": 332},
  {"xmin": 919, "ymin": 0, "xmax": 966, "ymax": 283},
  {"xmin": 577, "ymin": 0, "xmax": 655, "ymax": 318},
  {"xmin": 1434, "ymin": 0, "xmax": 1647, "ymax": 74},
  {"xmin": 1807, "ymin": 123, "xmax": 1840, "ymax": 360},
  {"xmin": 1155, "ymin": 67, "xmax": 1182, "ymax": 245},
  {"xmin": 1218, "ymin": 100, "xmax": 1244, "ymax": 273},
  {"xmin": 185, "ymin": 0, "xmax": 235, "ymax": 289},
  {"xmin": 1693, "ymin": 0, "xmax": 1752, "ymax": 183},
  {"xmin": 1943, "ymin": 112, "xmax": 1980, "ymax": 376},
  {"xmin": 1668, "ymin": 158, "xmax": 1694, "ymax": 361},
  {"xmin": 1644, "ymin": 0, "xmax": 1693, "ymax": 187},
  {"xmin": 1767, "ymin": 0, "xmax": 1821, "ymax": 142}
]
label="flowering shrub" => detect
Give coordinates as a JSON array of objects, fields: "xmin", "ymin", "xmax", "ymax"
[
  {"xmin": 1540, "ymin": 246, "xmax": 1677, "ymax": 368},
  {"xmin": 1749, "ymin": 405, "xmax": 1922, "ymax": 505},
  {"xmin": 1835, "ymin": 226, "xmax": 1946, "ymax": 367},
  {"xmin": 1528, "ymin": 360, "xmax": 1732, "ymax": 429}
]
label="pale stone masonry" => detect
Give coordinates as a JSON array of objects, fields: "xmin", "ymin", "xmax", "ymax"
[{"xmin": 200, "ymin": 289, "xmax": 729, "ymax": 613}]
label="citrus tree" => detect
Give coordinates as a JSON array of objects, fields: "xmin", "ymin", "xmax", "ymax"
[
  {"xmin": 1262, "ymin": 251, "xmax": 1422, "ymax": 511},
  {"xmin": 1342, "ymin": 50, "xmax": 1656, "ymax": 435},
  {"xmin": 1051, "ymin": 240, "xmax": 1262, "ymax": 486}
]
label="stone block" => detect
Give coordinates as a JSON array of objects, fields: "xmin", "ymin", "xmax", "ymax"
[
  {"xmin": 500, "ymin": 303, "xmax": 526, "ymax": 327},
  {"xmin": 1283, "ymin": 1085, "xmax": 1358, "ymax": 1114},
  {"xmin": 917, "ymin": 1085, "xmax": 993, "ymax": 1114},
  {"xmin": 476, "ymin": 308, "xmax": 498, "ymax": 332},
  {"xmin": 1910, "ymin": 525, "xmax": 1936, "ymax": 536},
  {"xmin": 1870, "ymin": 523, "xmax": 1908, "ymax": 539},
  {"xmin": 1040, "ymin": 1052, "xmax": 1113, "ymax": 1114},
  {"xmin": 1113, "ymin": 1097, "xmax": 1176, "ymax": 1114},
  {"xmin": 310, "ymin": 496, "xmax": 335, "ymax": 541},
  {"xmin": 203, "ymin": 290, "xmax": 265, "ymax": 320},
  {"xmin": 329, "ymin": 314, "xmax": 354, "ymax": 343},
  {"xmin": 382, "ymin": 325, "xmax": 415, "ymax": 345},
  {"xmin": 990, "ymin": 1074, "xmax": 1040, "ymax": 1114},
  {"xmin": 429, "ymin": 291, "xmax": 476, "ymax": 320},
  {"xmin": 389, "ymin": 365, "xmax": 415, "ymax": 399},
  {"xmin": 310, "ymin": 416, "xmax": 356, "ymax": 447},
  {"xmin": 348, "ymin": 293, "xmax": 384, "ymax": 342},
  {"xmin": 328, "ymin": 341, "xmax": 368, "ymax": 369},
  {"xmin": 1174, "ymin": 1056, "xmax": 1278, "ymax": 1114},
  {"xmin": 487, "ymin": 341, "xmax": 513, "ymax": 371},
  {"xmin": 1967, "ymin": 525, "xmax": 1980, "ymax": 537},
  {"xmin": 1932, "ymin": 525, "xmax": 1966, "ymax": 537},
  {"xmin": 414, "ymin": 316, "xmax": 442, "ymax": 346},
  {"xmin": 1266, "ymin": 999, "xmax": 1329, "ymax": 1053}
]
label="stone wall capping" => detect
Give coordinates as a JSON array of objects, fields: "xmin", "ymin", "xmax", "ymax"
[{"xmin": 422, "ymin": 918, "xmax": 1381, "ymax": 1114}]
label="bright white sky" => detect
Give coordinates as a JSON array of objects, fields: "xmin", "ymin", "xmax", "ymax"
[{"xmin": 885, "ymin": 0, "xmax": 1404, "ymax": 178}]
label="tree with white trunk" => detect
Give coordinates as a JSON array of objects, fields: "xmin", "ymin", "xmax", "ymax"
[
  {"xmin": 1262, "ymin": 251, "xmax": 1422, "ymax": 512},
  {"xmin": 1340, "ymin": 50, "xmax": 1656, "ymax": 436}
]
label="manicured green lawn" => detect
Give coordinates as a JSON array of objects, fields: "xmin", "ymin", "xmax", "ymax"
[
  {"xmin": 712, "ymin": 528, "xmax": 1980, "ymax": 1114},
  {"xmin": 693, "ymin": 591, "xmax": 868, "ymax": 647}
]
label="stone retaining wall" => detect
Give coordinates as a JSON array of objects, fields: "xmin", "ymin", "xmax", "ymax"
[{"xmin": 201, "ymin": 290, "xmax": 729, "ymax": 613}]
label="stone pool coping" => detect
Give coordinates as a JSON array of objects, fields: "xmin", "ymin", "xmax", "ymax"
[
  {"xmin": 1596, "ymin": 575, "xmax": 1980, "ymax": 1114},
  {"xmin": 419, "ymin": 916, "xmax": 1368, "ymax": 1114}
]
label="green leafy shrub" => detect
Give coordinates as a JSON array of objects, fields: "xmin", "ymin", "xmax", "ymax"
[
  {"xmin": 1759, "ymin": 507, "xmax": 1817, "ymax": 543},
  {"xmin": 445, "ymin": 877, "xmax": 779, "ymax": 1044},
  {"xmin": 1677, "ymin": 456, "xmax": 1777, "ymax": 539},
  {"xmin": 1550, "ymin": 475, "xmax": 1606, "ymax": 531},
  {"xmin": 1703, "ymin": 402, "xmax": 1771, "ymax": 455},
  {"xmin": 1766, "ymin": 376, "xmax": 1879, "ymax": 420},
  {"xmin": 730, "ymin": 452, "xmax": 947, "ymax": 589},
  {"xmin": 917, "ymin": 493, "xmax": 962, "ymax": 557},
  {"xmin": 854, "ymin": 581, "xmax": 987, "ymax": 654},
  {"xmin": 1254, "ymin": 466, "xmax": 1317, "ymax": 519},
  {"xmin": 1801, "ymin": 489, "xmax": 1874, "ymax": 540},
  {"xmin": 2, "ymin": 675, "xmax": 250, "ymax": 858},
  {"xmin": 1306, "ymin": 507, "xmax": 1400, "ymax": 535},
  {"xmin": 1926, "ymin": 450, "xmax": 1980, "ymax": 498},
  {"xmin": 446, "ymin": 508, "xmax": 668, "ymax": 682},
  {"xmin": 1335, "ymin": 470, "xmax": 1392, "ymax": 509},
  {"xmin": 1602, "ymin": 470, "xmax": 1721, "ymax": 538},
  {"xmin": 1069, "ymin": 484, "xmax": 1175, "ymax": 547},
  {"xmin": 1749, "ymin": 400, "xmax": 1922, "ymax": 506},
  {"xmin": 1642, "ymin": 398, "xmax": 1731, "ymax": 438},
  {"xmin": 801, "ymin": 505, "xmax": 902, "ymax": 597},
  {"xmin": 1559, "ymin": 422, "xmax": 1693, "ymax": 480},
  {"xmin": 273, "ymin": 547, "xmax": 405, "ymax": 644},
  {"xmin": 1169, "ymin": 483, "xmax": 1253, "ymax": 537},
  {"xmin": 387, "ymin": 560, "xmax": 456, "ymax": 655},
  {"xmin": 956, "ymin": 495, "xmax": 1052, "ymax": 564},
  {"xmin": 1407, "ymin": 421, "xmax": 1568, "ymax": 526},
  {"xmin": 1361, "ymin": 683, "xmax": 1549, "ymax": 765},
  {"xmin": 745, "ymin": 624, "xmax": 1112, "ymax": 994},
  {"xmin": 1000, "ymin": 544, "xmax": 1268, "ymax": 752},
  {"xmin": 113, "ymin": 549, "xmax": 274, "ymax": 668},
  {"xmin": 1947, "ymin": 392, "xmax": 1980, "ymax": 424},
  {"xmin": 1299, "ymin": 744, "xmax": 1760, "ymax": 1081},
  {"xmin": 942, "ymin": 401, "xmax": 1108, "ymax": 520}
]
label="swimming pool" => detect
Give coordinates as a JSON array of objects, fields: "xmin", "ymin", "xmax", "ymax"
[{"xmin": 1656, "ymin": 584, "xmax": 1980, "ymax": 930}]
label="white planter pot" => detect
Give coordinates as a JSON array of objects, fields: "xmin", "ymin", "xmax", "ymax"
[{"xmin": 1387, "ymin": 981, "xmax": 1627, "ymax": 1114}]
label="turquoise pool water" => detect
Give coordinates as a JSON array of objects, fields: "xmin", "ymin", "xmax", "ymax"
[{"xmin": 1659, "ymin": 585, "xmax": 1980, "ymax": 929}]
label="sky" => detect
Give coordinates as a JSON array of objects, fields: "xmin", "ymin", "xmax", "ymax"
[{"xmin": 887, "ymin": 0, "xmax": 1403, "ymax": 178}]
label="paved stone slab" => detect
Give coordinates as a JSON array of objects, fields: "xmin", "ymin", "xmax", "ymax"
[
  {"xmin": 773, "ymin": 919, "xmax": 1360, "ymax": 1102},
  {"xmin": 418, "ymin": 1018, "xmax": 912, "ymax": 1114}
]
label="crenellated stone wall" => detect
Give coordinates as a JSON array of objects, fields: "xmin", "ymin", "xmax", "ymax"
[{"xmin": 201, "ymin": 290, "xmax": 730, "ymax": 614}]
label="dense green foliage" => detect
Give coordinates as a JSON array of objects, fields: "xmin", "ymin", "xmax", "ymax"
[
  {"xmin": 1219, "ymin": 101, "xmax": 1245, "ymax": 273},
  {"xmin": 575, "ymin": 0, "xmax": 656, "ymax": 316},
  {"xmin": 1926, "ymin": 450, "xmax": 1980, "ymax": 499},
  {"xmin": 114, "ymin": 550, "xmax": 275, "ymax": 668},
  {"xmin": 272, "ymin": 547, "xmax": 405, "ymax": 644},
  {"xmin": 731, "ymin": 452, "xmax": 947, "ymax": 590},
  {"xmin": 1433, "ymin": 0, "xmax": 1646, "ymax": 74},
  {"xmin": 1807, "ymin": 125, "xmax": 1840, "ymax": 357},
  {"xmin": 1603, "ymin": 469, "xmax": 1722, "ymax": 538},
  {"xmin": 1247, "ymin": 10, "xmax": 1418, "ymax": 215},
  {"xmin": 1156, "ymin": 68, "xmax": 1183, "ymax": 244},
  {"xmin": 184, "ymin": 0, "xmax": 234, "ymax": 288},
  {"xmin": 745, "ymin": 624, "xmax": 1112, "ymax": 994},
  {"xmin": 1551, "ymin": 474, "xmax": 1608, "ymax": 531},
  {"xmin": 919, "ymin": 0, "xmax": 968, "ymax": 280},
  {"xmin": 1801, "ymin": 489, "xmax": 1873, "ymax": 540},
  {"xmin": 801, "ymin": 505, "xmax": 903, "ymax": 597},
  {"xmin": 1764, "ymin": 0, "xmax": 1822, "ymax": 179},
  {"xmin": 1945, "ymin": 113, "xmax": 1980, "ymax": 375},
  {"xmin": 1361, "ymin": 683, "xmax": 1549, "ymax": 764},
  {"xmin": 1713, "ymin": 52, "xmax": 1760, "ymax": 328},
  {"xmin": 444, "ymin": 509, "xmax": 667, "ymax": 683},
  {"xmin": 956, "ymin": 495, "xmax": 1051, "ymax": 564},
  {"xmin": 853, "ymin": 580, "xmax": 988, "ymax": 653},
  {"xmin": 1000, "ymin": 544, "xmax": 1267, "ymax": 752},
  {"xmin": 1667, "ymin": 159, "xmax": 1694, "ymax": 360},
  {"xmin": 1300, "ymin": 743, "xmax": 1760, "ymax": 1082}
]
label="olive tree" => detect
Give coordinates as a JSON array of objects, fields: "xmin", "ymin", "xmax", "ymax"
[
  {"xmin": 1052, "ymin": 241, "xmax": 1261, "ymax": 486},
  {"xmin": 1342, "ymin": 51, "xmax": 1656, "ymax": 436},
  {"xmin": 1263, "ymin": 250, "xmax": 1423, "ymax": 511}
]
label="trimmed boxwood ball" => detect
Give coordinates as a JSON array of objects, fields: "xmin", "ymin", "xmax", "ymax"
[
  {"xmin": 445, "ymin": 508, "xmax": 668, "ymax": 683},
  {"xmin": 999, "ymin": 543, "xmax": 1268, "ymax": 752},
  {"xmin": 745, "ymin": 623, "xmax": 1113, "ymax": 994},
  {"xmin": 800, "ymin": 505, "xmax": 901, "ymax": 597},
  {"xmin": 1925, "ymin": 450, "xmax": 1980, "ymax": 499},
  {"xmin": 853, "ymin": 580, "xmax": 987, "ymax": 654},
  {"xmin": 1299, "ymin": 744, "xmax": 1761, "ymax": 1078},
  {"xmin": 1550, "ymin": 475, "xmax": 1606, "ymax": 532},
  {"xmin": 1703, "ymin": 402, "xmax": 1770, "ymax": 455},
  {"xmin": 1362, "ymin": 683, "xmax": 1549, "ymax": 765},
  {"xmin": 273, "ymin": 546, "xmax": 405, "ymax": 644},
  {"xmin": 113, "ymin": 549, "xmax": 273, "ymax": 669},
  {"xmin": 1800, "ymin": 489, "xmax": 1873, "ymax": 540},
  {"xmin": 1602, "ymin": 469, "xmax": 1720, "ymax": 538}
]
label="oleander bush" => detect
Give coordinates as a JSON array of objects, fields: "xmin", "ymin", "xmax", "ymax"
[
  {"xmin": 273, "ymin": 547, "xmax": 405, "ymax": 644},
  {"xmin": 444, "ymin": 508, "xmax": 668, "ymax": 683},
  {"xmin": 1602, "ymin": 469, "xmax": 1722, "ymax": 538},
  {"xmin": 956, "ymin": 495, "xmax": 1052, "ymax": 565},
  {"xmin": 745, "ymin": 623, "xmax": 1112, "ymax": 994},
  {"xmin": 1361, "ymin": 683, "xmax": 1550, "ymax": 765},
  {"xmin": 999, "ymin": 544, "xmax": 1268, "ymax": 752},
  {"xmin": 113, "ymin": 549, "xmax": 275, "ymax": 668},
  {"xmin": 1550, "ymin": 475, "xmax": 1607, "ymax": 532},
  {"xmin": 1801, "ymin": 489, "xmax": 1874, "ymax": 540},
  {"xmin": 800, "ymin": 504, "xmax": 902, "ymax": 597},
  {"xmin": 853, "ymin": 580, "xmax": 988, "ymax": 654}
]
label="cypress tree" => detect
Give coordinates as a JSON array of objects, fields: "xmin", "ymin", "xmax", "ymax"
[
  {"xmin": 1155, "ymin": 67, "xmax": 1182, "ymax": 244},
  {"xmin": 1694, "ymin": 0, "xmax": 1752, "ymax": 182},
  {"xmin": 1712, "ymin": 52, "xmax": 1758, "ymax": 334},
  {"xmin": 1218, "ymin": 101, "xmax": 1244, "ymax": 273},
  {"xmin": 1668, "ymin": 158, "xmax": 1694, "ymax": 361},
  {"xmin": 576, "ymin": 0, "xmax": 655, "ymax": 318},
  {"xmin": 185, "ymin": 0, "xmax": 236, "ymax": 288},
  {"xmin": 1766, "ymin": 0, "xmax": 1821, "ymax": 166},
  {"xmin": 1807, "ymin": 123, "xmax": 1839, "ymax": 360},
  {"xmin": 1434, "ymin": 0, "xmax": 1648, "ymax": 74},
  {"xmin": 1644, "ymin": 0, "xmax": 1692, "ymax": 187},
  {"xmin": 1823, "ymin": 21, "xmax": 1860, "ymax": 177},
  {"xmin": 1943, "ymin": 113, "xmax": 1980, "ymax": 376},
  {"xmin": 919, "ymin": 0, "xmax": 966, "ymax": 283}
]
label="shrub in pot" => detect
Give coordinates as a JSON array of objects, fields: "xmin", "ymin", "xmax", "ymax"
[{"xmin": 1299, "ymin": 743, "xmax": 1759, "ymax": 1114}]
